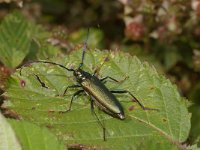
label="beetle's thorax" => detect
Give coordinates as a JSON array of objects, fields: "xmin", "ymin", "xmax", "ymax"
[{"xmin": 73, "ymin": 68, "xmax": 91, "ymax": 83}]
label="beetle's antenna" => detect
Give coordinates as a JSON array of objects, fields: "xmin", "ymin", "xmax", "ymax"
[
  {"xmin": 79, "ymin": 28, "xmax": 90, "ymax": 68},
  {"xmin": 35, "ymin": 61, "xmax": 75, "ymax": 72},
  {"xmin": 20, "ymin": 60, "xmax": 75, "ymax": 76}
]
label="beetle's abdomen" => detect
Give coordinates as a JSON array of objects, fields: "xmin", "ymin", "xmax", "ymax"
[{"xmin": 81, "ymin": 76, "xmax": 124, "ymax": 119}]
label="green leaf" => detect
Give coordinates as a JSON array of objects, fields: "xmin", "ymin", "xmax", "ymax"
[
  {"xmin": 4, "ymin": 49, "xmax": 190, "ymax": 149},
  {"xmin": 36, "ymin": 44, "xmax": 62, "ymax": 60},
  {"xmin": 8, "ymin": 120, "xmax": 67, "ymax": 150},
  {"xmin": 0, "ymin": 12, "xmax": 31, "ymax": 68},
  {"xmin": 0, "ymin": 112, "xmax": 21, "ymax": 150},
  {"xmin": 164, "ymin": 47, "xmax": 181, "ymax": 70},
  {"xmin": 69, "ymin": 28, "xmax": 104, "ymax": 49},
  {"xmin": 187, "ymin": 144, "xmax": 200, "ymax": 150},
  {"xmin": 25, "ymin": 22, "xmax": 61, "ymax": 61},
  {"xmin": 189, "ymin": 105, "xmax": 200, "ymax": 146}
]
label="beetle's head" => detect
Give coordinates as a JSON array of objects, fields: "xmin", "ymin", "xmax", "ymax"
[
  {"xmin": 117, "ymin": 113, "xmax": 125, "ymax": 120},
  {"xmin": 73, "ymin": 68, "xmax": 88, "ymax": 83}
]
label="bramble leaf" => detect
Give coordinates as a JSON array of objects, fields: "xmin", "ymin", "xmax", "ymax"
[
  {"xmin": 8, "ymin": 120, "xmax": 67, "ymax": 150},
  {"xmin": 4, "ymin": 49, "xmax": 190, "ymax": 149},
  {"xmin": 0, "ymin": 112, "xmax": 21, "ymax": 150},
  {"xmin": 0, "ymin": 12, "xmax": 31, "ymax": 68}
]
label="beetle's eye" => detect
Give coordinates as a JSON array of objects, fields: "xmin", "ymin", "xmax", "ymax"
[{"xmin": 77, "ymin": 72, "xmax": 81, "ymax": 76}]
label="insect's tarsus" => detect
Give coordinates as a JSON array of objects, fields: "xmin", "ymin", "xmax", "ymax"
[{"xmin": 34, "ymin": 74, "xmax": 48, "ymax": 89}]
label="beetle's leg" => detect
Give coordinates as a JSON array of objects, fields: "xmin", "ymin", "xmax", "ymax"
[
  {"xmin": 100, "ymin": 76, "xmax": 128, "ymax": 84},
  {"xmin": 90, "ymin": 99, "xmax": 106, "ymax": 141},
  {"xmin": 100, "ymin": 76, "xmax": 119, "ymax": 82},
  {"xmin": 63, "ymin": 85, "xmax": 81, "ymax": 96},
  {"xmin": 110, "ymin": 90, "xmax": 158, "ymax": 111},
  {"xmin": 93, "ymin": 55, "xmax": 110, "ymax": 76},
  {"xmin": 34, "ymin": 74, "xmax": 48, "ymax": 89},
  {"xmin": 34, "ymin": 75, "xmax": 81, "ymax": 96},
  {"xmin": 59, "ymin": 90, "xmax": 84, "ymax": 113}
]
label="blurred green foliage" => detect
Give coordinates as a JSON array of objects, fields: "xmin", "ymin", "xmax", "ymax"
[{"xmin": 0, "ymin": 0, "xmax": 200, "ymax": 149}]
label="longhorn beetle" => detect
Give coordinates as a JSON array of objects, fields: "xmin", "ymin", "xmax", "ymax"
[{"xmin": 20, "ymin": 28, "xmax": 158, "ymax": 141}]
